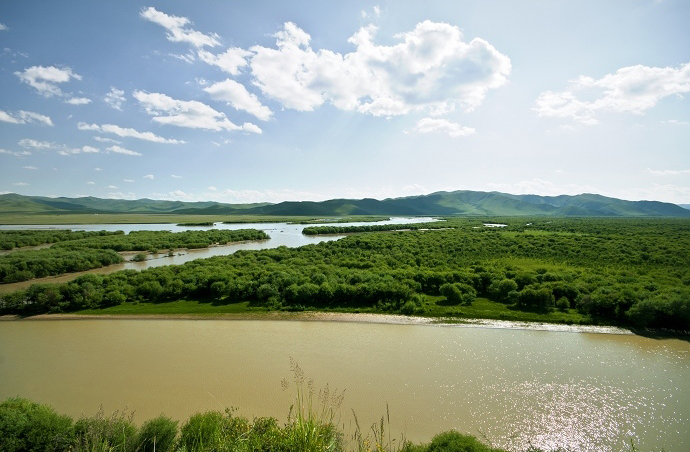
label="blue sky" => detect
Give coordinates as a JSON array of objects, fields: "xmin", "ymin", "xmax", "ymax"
[{"xmin": 1, "ymin": 0, "xmax": 689, "ymax": 204}]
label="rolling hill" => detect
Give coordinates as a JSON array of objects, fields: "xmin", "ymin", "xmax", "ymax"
[{"xmin": 1, "ymin": 191, "xmax": 688, "ymax": 217}]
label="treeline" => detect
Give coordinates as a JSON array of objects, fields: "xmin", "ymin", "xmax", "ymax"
[
  {"xmin": 0, "ymin": 230, "xmax": 122, "ymax": 250},
  {"xmin": 0, "ymin": 396, "xmax": 572, "ymax": 452},
  {"xmin": 0, "ymin": 248, "xmax": 123, "ymax": 283},
  {"xmin": 302, "ymin": 222, "xmax": 450, "ymax": 235},
  {"xmin": 52, "ymin": 229, "xmax": 269, "ymax": 253},
  {"xmin": 0, "ymin": 229, "xmax": 268, "ymax": 284},
  {"xmin": 2, "ymin": 220, "xmax": 689, "ymax": 331}
]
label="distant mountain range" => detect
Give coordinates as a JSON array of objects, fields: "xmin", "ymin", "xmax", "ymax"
[{"xmin": 1, "ymin": 191, "xmax": 689, "ymax": 217}]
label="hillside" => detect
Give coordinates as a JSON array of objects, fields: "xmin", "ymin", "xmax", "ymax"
[{"xmin": 1, "ymin": 191, "xmax": 688, "ymax": 217}]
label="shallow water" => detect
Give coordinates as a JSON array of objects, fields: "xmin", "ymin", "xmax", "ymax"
[{"xmin": 0, "ymin": 319, "xmax": 687, "ymax": 452}]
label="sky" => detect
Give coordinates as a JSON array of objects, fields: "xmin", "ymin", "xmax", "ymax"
[{"xmin": 1, "ymin": 0, "xmax": 689, "ymax": 204}]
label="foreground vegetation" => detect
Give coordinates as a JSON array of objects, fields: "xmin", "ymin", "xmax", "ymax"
[
  {"xmin": 1, "ymin": 218, "xmax": 688, "ymax": 332},
  {"xmin": 0, "ymin": 229, "xmax": 267, "ymax": 284}
]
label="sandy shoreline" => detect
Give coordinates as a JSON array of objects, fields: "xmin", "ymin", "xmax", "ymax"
[{"xmin": 0, "ymin": 311, "xmax": 640, "ymax": 335}]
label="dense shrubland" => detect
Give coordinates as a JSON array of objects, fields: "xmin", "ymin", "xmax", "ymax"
[
  {"xmin": 2, "ymin": 218, "xmax": 689, "ymax": 331},
  {"xmin": 302, "ymin": 222, "xmax": 450, "ymax": 235},
  {"xmin": 0, "ymin": 229, "xmax": 122, "ymax": 250},
  {"xmin": 0, "ymin": 229, "xmax": 268, "ymax": 283}
]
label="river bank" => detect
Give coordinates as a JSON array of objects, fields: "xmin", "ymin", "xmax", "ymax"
[{"xmin": 0, "ymin": 311, "xmax": 640, "ymax": 335}]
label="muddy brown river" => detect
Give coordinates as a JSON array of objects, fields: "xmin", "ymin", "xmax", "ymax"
[{"xmin": 0, "ymin": 319, "xmax": 687, "ymax": 452}]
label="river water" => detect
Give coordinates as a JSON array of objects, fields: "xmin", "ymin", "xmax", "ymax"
[{"xmin": 0, "ymin": 319, "xmax": 687, "ymax": 452}]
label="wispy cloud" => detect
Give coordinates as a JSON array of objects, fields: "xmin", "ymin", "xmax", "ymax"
[
  {"xmin": 140, "ymin": 6, "xmax": 220, "ymax": 48},
  {"xmin": 0, "ymin": 110, "xmax": 53, "ymax": 126},
  {"xmin": 107, "ymin": 145, "xmax": 141, "ymax": 156},
  {"xmin": 78, "ymin": 122, "xmax": 184, "ymax": 144},
  {"xmin": 1, "ymin": 149, "xmax": 32, "ymax": 157},
  {"xmin": 647, "ymin": 168, "xmax": 690, "ymax": 176},
  {"xmin": 409, "ymin": 118, "xmax": 475, "ymax": 138},
  {"xmin": 65, "ymin": 97, "xmax": 91, "ymax": 105},
  {"xmin": 143, "ymin": 174, "xmax": 154, "ymax": 179},
  {"xmin": 133, "ymin": 90, "xmax": 261, "ymax": 133},
  {"xmin": 204, "ymin": 79, "xmax": 272, "ymax": 121},
  {"xmin": 104, "ymin": 87, "xmax": 126, "ymax": 110}
]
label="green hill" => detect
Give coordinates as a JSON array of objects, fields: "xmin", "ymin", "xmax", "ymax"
[{"xmin": 1, "ymin": 191, "xmax": 688, "ymax": 217}]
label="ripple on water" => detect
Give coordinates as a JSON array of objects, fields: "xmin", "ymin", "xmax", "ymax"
[{"xmin": 472, "ymin": 379, "xmax": 681, "ymax": 452}]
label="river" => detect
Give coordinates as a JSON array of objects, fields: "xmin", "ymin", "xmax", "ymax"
[{"xmin": 0, "ymin": 319, "xmax": 687, "ymax": 452}]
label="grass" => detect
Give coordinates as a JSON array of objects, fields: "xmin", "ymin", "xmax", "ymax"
[{"xmin": 71, "ymin": 297, "xmax": 588, "ymax": 325}]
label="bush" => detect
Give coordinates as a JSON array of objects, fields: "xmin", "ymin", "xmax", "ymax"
[
  {"xmin": 137, "ymin": 415, "xmax": 178, "ymax": 452},
  {"xmin": 426, "ymin": 430, "xmax": 493, "ymax": 452},
  {"xmin": 0, "ymin": 397, "xmax": 74, "ymax": 452},
  {"xmin": 179, "ymin": 411, "xmax": 230, "ymax": 452},
  {"xmin": 73, "ymin": 409, "xmax": 137, "ymax": 452},
  {"xmin": 555, "ymin": 296, "xmax": 570, "ymax": 311}
]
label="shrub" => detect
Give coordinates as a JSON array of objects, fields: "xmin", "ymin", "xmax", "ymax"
[
  {"xmin": 426, "ymin": 430, "xmax": 492, "ymax": 452},
  {"xmin": 0, "ymin": 397, "xmax": 74, "ymax": 452},
  {"xmin": 179, "ymin": 411, "xmax": 229, "ymax": 452},
  {"xmin": 137, "ymin": 415, "xmax": 178, "ymax": 452}
]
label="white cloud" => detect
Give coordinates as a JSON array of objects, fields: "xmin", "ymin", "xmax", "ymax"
[
  {"xmin": 78, "ymin": 122, "xmax": 184, "ymax": 144},
  {"xmin": 19, "ymin": 139, "xmax": 56, "ymax": 149},
  {"xmin": 133, "ymin": 90, "xmax": 261, "ymax": 133},
  {"xmin": 108, "ymin": 191, "xmax": 137, "ymax": 200},
  {"xmin": 0, "ymin": 110, "xmax": 53, "ymax": 126},
  {"xmin": 410, "ymin": 117, "xmax": 475, "ymax": 138},
  {"xmin": 374, "ymin": 5, "xmax": 381, "ymax": 16},
  {"xmin": 106, "ymin": 145, "xmax": 142, "ymax": 156},
  {"xmin": 204, "ymin": 79, "xmax": 273, "ymax": 120},
  {"xmin": 108, "ymin": 185, "xmax": 119, "ymax": 189},
  {"xmin": 140, "ymin": 6, "xmax": 220, "ymax": 48},
  {"xmin": 143, "ymin": 174, "xmax": 154, "ymax": 179},
  {"xmin": 23, "ymin": 166, "xmax": 38, "ymax": 170},
  {"xmin": 15, "ymin": 65, "xmax": 81, "ymax": 97},
  {"xmin": 13, "ymin": 182, "xmax": 29, "ymax": 186},
  {"xmin": 662, "ymin": 119, "xmax": 688, "ymax": 125},
  {"xmin": 197, "ymin": 47, "xmax": 251, "ymax": 75},
  {"xmin": 207, "ymin": 186, "xmax": 217, "ymax": 191},
  {"xmin": 104, "ymin": 87, "xmax": 126, "ymax": 110},
  {"xmin": 171, "ymin": 174, "xmax": 183, "ymax": 179},
  {"xmin": 247, "ymin": 21, "xmax": 511, "ymax": 116},
  {"xmin": 613, "ymin": 184, "xmax": 690, "ymax": 204},
  {"xmin": 93, "ymin": 136, "xmax": 121, "ymax": 144},
  {"xmin": 0, "ymin": 23, "xmax": 8, "ymax": 31},
  {"xmin": 534, "ymin": 62, "xmax": 690, "ymax": 124},
  {"xmin": 58, "ymin": 145, "xmax": 100, "ymax": 156},
  {"xmin": 124, "ymin": 179, "xmax": 135, "ymax": 183},
  {"xmin": 647, "ymin": 168, "xmax": 690, "ymax": 176},
  {"xmin": 65, "ymin": 97, "xmax": 91, "ymax": 105},
  {"xmin": 86, "ymin": 181, "xmax": 95, "ymax": 185},
  {"xmin": 170, "ymin": 53, "xmax": 196, "ymax": 64},
  {"xmin": 94, "ymin": 167, "xmax": 102, "ymax": 171},
  {"xmin": 0, "ymin": 149, "xmax": 31, "ymax": 157}
]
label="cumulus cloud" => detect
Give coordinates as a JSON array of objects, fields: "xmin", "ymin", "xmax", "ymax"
[
  {"xmin": 133, "ymin": 90, "xmax": 261, "ymax": 133},
  {"xmin": 171, "ymin": 174, "xmax": 183, "ymax": 179},
  {"xmin": 104, "ymin": 87, "xmax": 126, "ymax": 110},
  {"xmin": 0, "ymin": 110, "xmax": 53, "ymax": 126},
  {"xmin": 86, "ymin": 181, "xmax": 95, "ymax": 185},
  {"xmin": 65, "ymin": 97, "xmax": 91, "ymax": 105},
  {"xmin": 108, "ymin": 185, "xmax": 119, "ymax": 189},
  {"xmin": 78, "ymin": 122, "xmax": 184, "ymax": 144},
  {"xmin": 245, "ymin": 21, "xmax": 510, "ymax": 116},
  {"xmin": 140, "ymin": 6, "xmax": 220, "ymax": 48},
  {"xmin": 23, "ymin": 166, "xmax": 38, "ymax": 170},
  {"xmin": 198, "ymin": 47, "xmax": 251, "ymax": 75},
  {"xmin": 143, "ymin": 174, "xmax": 154, "ymax": 179},
  {"xmin": 204, "ymin": 79, "xmax": 273, "ymax": 120},
  {"xmin": 107, "ymin": 145, "xmax": 142, "ymax": 156},
  {"xmin": 0, "ymin": 23, "xmax": 8, "ymax": 31},
  {"xmin": 409, "ymin": 118, "xmax": 475, "ymax": 137},
  {"xmin": 124, "ymin": 179, "xmax": 135, "ymax": 183},
  {"xmin": 15, "ymin": 65, "xmax": 81, "ymax": 97},
  {"xmin": 534, "ymin": 62, "xmax": 690, "ymax": 124},
  {"xmin": 647, "ymin": 168, "xmax": 690, "ymax": 176}
]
